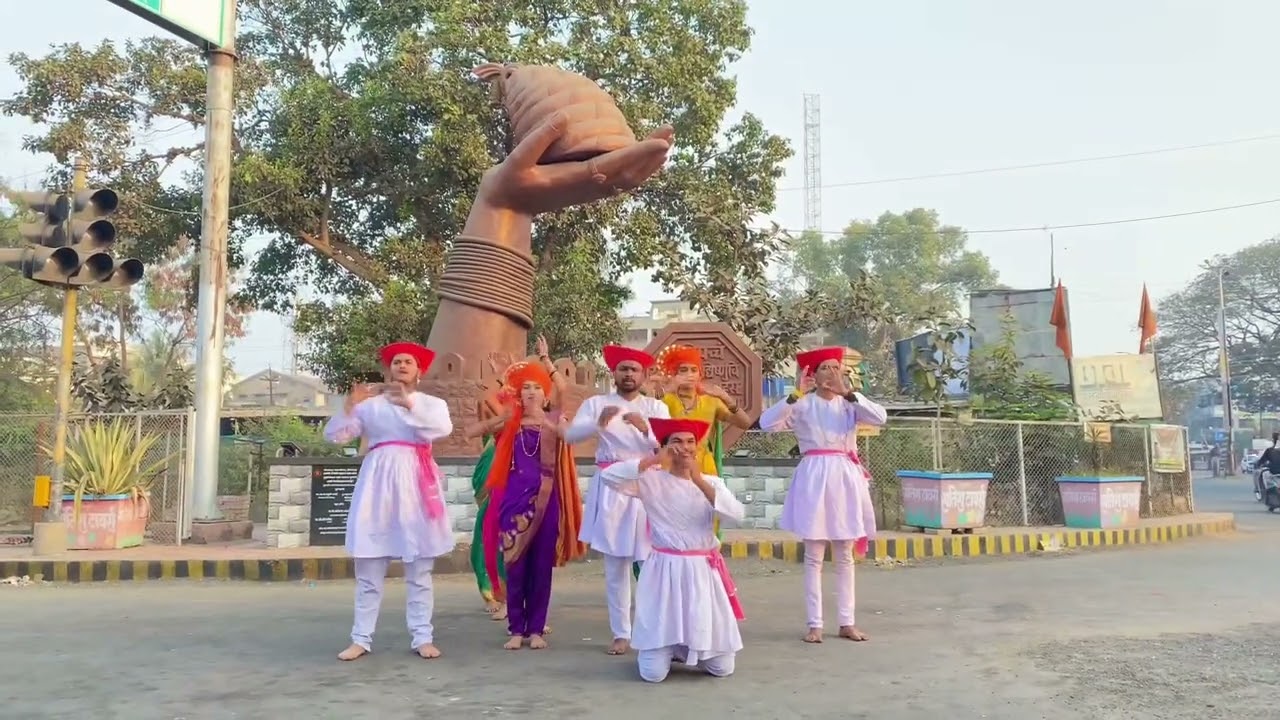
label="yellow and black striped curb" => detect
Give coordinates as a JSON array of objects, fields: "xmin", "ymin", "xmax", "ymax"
[
  {"xmin": 728, "ymin": 516, "xmax": 1237, "ymax": 563},
  {"xmin": 0, "ymin": 517, "xmax": 1235, "ymax": 583}
]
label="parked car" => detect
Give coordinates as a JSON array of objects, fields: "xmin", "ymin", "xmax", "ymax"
[{"xmin": 1243, "ymin": 450, "xmax": 1261, "ymax": 474}]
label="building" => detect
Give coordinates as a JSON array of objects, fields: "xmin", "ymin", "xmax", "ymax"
[
  {"xmin": 224, "ymin": 369, "xmax": 341, "ymax": 412},
  {"xmin": 619, "ymin": 299, "xmax": 715, "ymax": 348}
]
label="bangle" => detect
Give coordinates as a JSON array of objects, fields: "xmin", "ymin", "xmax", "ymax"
[{"xmin": 727, "ymin": 402, "xmax": 740, "ymax": 413}]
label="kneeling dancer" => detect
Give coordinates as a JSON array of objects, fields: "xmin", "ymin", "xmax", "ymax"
[
  {"xmin": 601, "ymin": 418, "xmax": 745, "ymax": 683},
  {"xmin": 758, "ymin": 347, "xmax": 887, "ymax": 644},
  {"xmin": 323, "ymin": 341, "xmax": 455, "ymax": 661}
]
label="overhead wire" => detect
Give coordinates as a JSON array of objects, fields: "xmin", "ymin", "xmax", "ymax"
[
  {"xmin": 774, "ymin": 197, "xmax": 1280, "ymax": 237},
  {"xmin": 776, "ymin": 131, "xmax": 1280, "ymax": 191}
]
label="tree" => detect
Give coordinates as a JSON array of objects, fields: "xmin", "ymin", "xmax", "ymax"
[
  {"xmin": 907, "ymin": 318, "xmax": 971, "ymax": 417},
  {"xmin": 1156, "ymin": 238, "xmax": 1280, "ymax": 411},
  {"xmin": 4, "ymin": 1, "xmax": 805, "ymax": 380},
  {"xmin": 968, "ymin": 311, "xmax": 1075, "ymax": 421},
  {"xmin": 127, "ymin": 235, "xmax": 248, "ymax": 381},
  {"xmin": 0, "ymin": 210, "xmax": 59, "ymax": 410},
  {"xmin": 784, "ymin": 209, "xmax": 1000, "ymax": 392}
]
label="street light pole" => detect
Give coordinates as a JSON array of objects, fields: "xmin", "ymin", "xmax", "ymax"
[{"xmin": 1217, "ymin": 267, "xmax": 1235, "ymax": 475}]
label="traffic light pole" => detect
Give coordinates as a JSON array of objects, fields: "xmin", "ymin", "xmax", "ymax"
[
  {"xmin": 32, "ymin": 158, "xmax": 86, "ymax": 553},
  {"xmin": 189, "ymin": 1, "xmax": 239, "ymax": 526}
]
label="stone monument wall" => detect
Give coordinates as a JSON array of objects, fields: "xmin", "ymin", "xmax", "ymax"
[{"xmin": 266, "ymin": 456, "xmax": 800, "ymax": 549}]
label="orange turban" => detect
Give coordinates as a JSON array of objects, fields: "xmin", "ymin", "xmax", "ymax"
[
  {"xmin": 658, "ymin": 344, "xmax": 703, "ymax": 376},
  {"xmin": 504, "ymin": 361, "xmax": 553, "ymax": 396}
]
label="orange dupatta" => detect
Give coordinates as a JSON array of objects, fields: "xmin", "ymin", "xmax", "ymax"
[{"xmin": 480, "ymin": 365, "xmax": 585, "ymax": 601}]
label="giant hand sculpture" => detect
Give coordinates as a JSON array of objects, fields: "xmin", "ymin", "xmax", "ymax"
[{"xmin": 426, "ymin": 63, "xmax": 675, "ymax": 367}]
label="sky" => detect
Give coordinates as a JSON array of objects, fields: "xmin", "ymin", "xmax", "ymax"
[{"xmin": 3, "ymin": 1, "xmax": 1280, "ymax": 378}]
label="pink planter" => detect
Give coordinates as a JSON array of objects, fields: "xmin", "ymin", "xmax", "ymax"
[
  {"xmin": 61, "ymin": 494, "xmax": 149, "ymax": 550},
  {"xmin": 1054, "ymin": 476, "xmax": 1143, "ymax": 529},
  {"xmin": 896, "ymin": 471, "xmax": 993, "ymax": 529}
]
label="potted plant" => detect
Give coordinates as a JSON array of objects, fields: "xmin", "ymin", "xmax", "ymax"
[
  {"xmin": 1054, "ymin": 416, "xmax": 1143, "ymax": 529},
  {"xmin": 43, "ymin": 419, "xmax": 172, "ymax": 550}
]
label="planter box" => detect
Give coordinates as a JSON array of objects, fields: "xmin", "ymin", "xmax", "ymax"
[
  {"xmin": 61, "ymin": 494, "xmax": 149, "ymax": 550},
  {"xmin": 896, "ymin": 471, "xmax": 993, "ymax": 529},
  {"xmin": 1054, "ymin": 476, "xmax": 1143, "ymax": 529}
]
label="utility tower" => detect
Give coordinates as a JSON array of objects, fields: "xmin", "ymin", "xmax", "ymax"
[{"xmin": 802, "ymin": 94, "xmax": 822, "ymax": 231}]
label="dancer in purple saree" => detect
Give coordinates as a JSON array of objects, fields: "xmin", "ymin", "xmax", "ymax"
[{"xmin": 479, "ymin": 358, "xmax": 585, "ymax": 650}]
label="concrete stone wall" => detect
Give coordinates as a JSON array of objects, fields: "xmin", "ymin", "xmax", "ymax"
[{"xmin": 265, "ymin": 457, "xmax": 798, "ymax": 549}]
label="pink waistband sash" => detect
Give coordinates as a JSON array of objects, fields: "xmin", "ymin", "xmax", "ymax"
[
  {"xmin": 368, "ymin": 441, "xmax": 444, "ymax": 520},
  {"xmin": 652, "ymin": 546, "xmax": 746, "ymax": 622},
  {"xmin": 801, "ymin": 449, "xmax": 872, "ymax": 557},
  {"xmin": 803, "ymin": 448, "xmax": 862, "ymax": 465}
]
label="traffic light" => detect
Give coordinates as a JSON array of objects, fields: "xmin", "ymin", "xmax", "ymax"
[{"xmin": 2, "ymin": 188, "xmax": 144, "ymax": 289}]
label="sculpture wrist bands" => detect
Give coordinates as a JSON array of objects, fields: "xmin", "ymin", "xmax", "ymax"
[{"xmin": 436, "ymin": 235, "xmax": 537, "ymax": 328}]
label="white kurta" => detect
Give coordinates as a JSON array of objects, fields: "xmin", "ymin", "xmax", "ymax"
[
  {"xmin": 566, "ymin": 393, "xmax": 670, "ymax": 559},
  {"xmin": 601, "ymin": 458, "xmax": 747, "ymax": 661},
  {"xmin": 323, "ymin": 393, "xmax": 456, "ymax": 562},
  {"xmin": 758, "ymin": 392, "xmax": 888, "ymax": 541},
  {"xmin": 601, "ymin": 460, "xmax": 745, "ymax": 664}
]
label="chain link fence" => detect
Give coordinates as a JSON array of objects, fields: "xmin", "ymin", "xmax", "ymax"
[
  {"xmin": 0, "ymin": 408, "xmax": 1197, "ymax": 543},
  {"xmin": 727, "ymin": 417, "xmax": 1194, "ymax": 528},
  {"xmin": 0, "ymin": 410, "xmax": 191, "ymax": 545}
]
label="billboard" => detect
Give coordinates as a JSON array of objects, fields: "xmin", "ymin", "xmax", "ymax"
[
  {"xmin": 969, "ymin": 288, "xmax": 1071, "ymax": 387},
  {"xmin": 1071, "ymin": 353, "xmax": 1163, "ymax": 420},
  {"xmin": 894, "ymin": 330, "xmax": 970, "ymax": 398}
]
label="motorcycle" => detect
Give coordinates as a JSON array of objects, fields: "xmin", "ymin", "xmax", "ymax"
[{"xmin": 1263, "ymin": 471, "xmax": 1280, "ymax": 512}]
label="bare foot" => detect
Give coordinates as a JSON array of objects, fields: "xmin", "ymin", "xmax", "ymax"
[
  {"xmin": 503, "ymin": 636, "xmax": 524, "ymax": 651},
  {"xmin": 803, "ymin": 627, "xmax": 824, "ymax": 644},
  {"xmin": 483, "ymin": 599, "xmax": 502, "ymax": 613},
  {"xmin": 529, "ymin": 634, "xmax": 548, "ymax": 650},
  {"xmin": 838, "ymin": 625, "xmax": 869, "ymax": 642},
  {"xmin": 543, "ymin": 624, "xmax": 552, "ymax": 635},
  {"xmin": 338, "ymin": 643, "xmax": 368, "ymax": 661},
  {"xmin": 415, "ymin": 644, "xmax": 442, "ymax": 659},
  {"xmin": 607, "ymin": 638, "xmax": 630, "ymax": 655},
  {"xmin": 490, "ymin": 607, "xmax": 508, "ymax": 621}
]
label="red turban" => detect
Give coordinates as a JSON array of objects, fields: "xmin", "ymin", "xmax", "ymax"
[
  {"xmin": 603, "ymin": 345, "xmax": 655, "ymax": 371},
  {"xmin": 650, "ymin": 418, "xmax": 710, "ymax": 445},
  {"xmin": 796, "ymin": 347, "xmax": 845, "ymax": 375},
  {"xmin": 657, "ymin": 344, "xmax": 703, "ymax": 376},
  {"xmin": 379, "ymin": 342, "xmax": 436, "ymax": 372},
  {"xmin": 503, "ymin": 361, "xmax": 553, "ymax": 396}
]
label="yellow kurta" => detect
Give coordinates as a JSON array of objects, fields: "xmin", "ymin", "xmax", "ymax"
[{"xmin": 660, "ymin": 393, "xmax": 726, "ymax": 475}]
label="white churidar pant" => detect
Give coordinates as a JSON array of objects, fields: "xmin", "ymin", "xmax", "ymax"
[
  {"xmin": 603, "ymin": 553, "xmax": 634, "ymax": 640},
  {"xmin": 351, "ymin": 557, "xmax": 436, "ymax": 651},
  {"xmin": 803, "ymin": 539, "xmax": 856, "ymax": 629},
  {"xmin": 638, "ymin": 646, "xmax": 736, "ymax": 683}
]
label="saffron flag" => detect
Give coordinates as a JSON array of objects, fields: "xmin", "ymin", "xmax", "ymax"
[
  {"xmin": 1050, "ymin": 281, "xmax": 1072, "ymax": 360},
  {"xmin": 1138, "ymin": 283, "xmax": 1158, "ymax": 353}
]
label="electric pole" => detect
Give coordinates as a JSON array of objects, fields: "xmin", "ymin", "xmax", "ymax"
[
  {"xmin": 189, "ymin": 0, "xmax": 240, "ymax": 524},
  {"xmin": 1217, "ymin": 267, "xmax": 1235, "ymax": 475}
]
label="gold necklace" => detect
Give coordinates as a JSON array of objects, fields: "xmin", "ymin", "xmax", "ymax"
[{"xmin": 518, "ymin": 425, "xmax": 540, "ymax": 457}]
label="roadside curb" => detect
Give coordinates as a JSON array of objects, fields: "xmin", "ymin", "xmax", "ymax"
[{"xmin": 0, "ymin": 516, "xmax": 1235, "ymax": 583}]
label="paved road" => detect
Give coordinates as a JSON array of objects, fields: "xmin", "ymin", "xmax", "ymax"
[
  {"xmin": 1194, "ymin": 469, "xmax": 1280, "ymax": 532},
  {"xmin": 4, "ymin": 475, "xmax": 1278, "ymax": 720}
]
